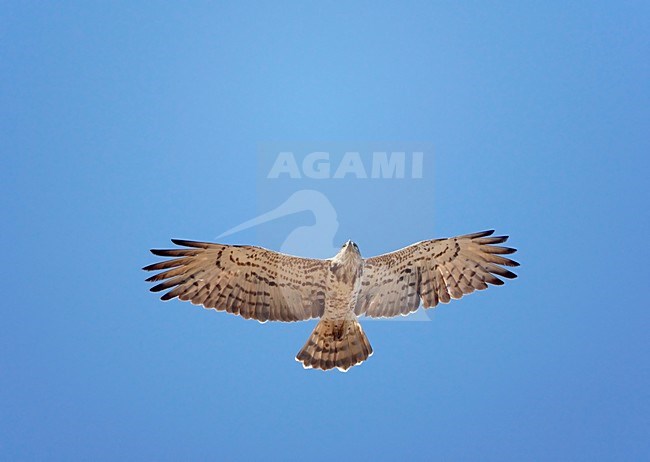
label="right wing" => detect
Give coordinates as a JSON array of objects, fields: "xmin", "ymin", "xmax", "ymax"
[{"xmin": 143, "ymin": 240, "xmax": 329, "ymax": 322}]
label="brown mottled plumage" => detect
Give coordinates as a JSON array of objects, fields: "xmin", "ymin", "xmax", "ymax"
[{"xmin": 144, "ymin": 230, "xmax": 519, "ymax": 371}]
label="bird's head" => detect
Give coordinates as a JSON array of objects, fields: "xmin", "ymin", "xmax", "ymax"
[
  {"xmin": 340, "ymin": 240, "xmax": 360, "ymax": 256},
  {"xmin": 331, "ymin": 239, "xmax": 362, "ymax": 270}
]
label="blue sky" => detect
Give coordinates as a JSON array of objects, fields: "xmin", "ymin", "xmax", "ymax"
[{"xmin": 2, "ymin": 2, "xmax": 649, "ymax": 460}]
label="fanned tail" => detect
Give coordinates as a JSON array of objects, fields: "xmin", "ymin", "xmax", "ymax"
[{"xmin": 296, "ymin": 318, "xmax": 373, "ymax": 371}]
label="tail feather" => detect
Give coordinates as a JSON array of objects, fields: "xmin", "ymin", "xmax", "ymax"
[{"xmin": 296, "ymin": 318, "xmax": 373, "ymax": 371}]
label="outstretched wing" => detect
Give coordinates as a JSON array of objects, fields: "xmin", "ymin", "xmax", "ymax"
[
  {"xmin": 355, "ymin": 230, "xmax": 519, "ymax": 318},
  {"xmin": 144, "ymin": 240, "xmax": 329, "ymax": 322}
]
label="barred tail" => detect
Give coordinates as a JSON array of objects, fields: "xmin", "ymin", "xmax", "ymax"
[{"xmin": 296, "ymin": 318, "xmax": 373, "ymax": 371}]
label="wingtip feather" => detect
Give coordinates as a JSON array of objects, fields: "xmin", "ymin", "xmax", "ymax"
[
  {"xmin": 171, "ymin": 239, "xmax": 211, "ymax": 248},
  {"xmin": 160, "ymin": 292, "xmax": 177, "ymax": 301},
  {"xmin": 461, "ymin": 229, "xmax": 495, "ymax": 239}
]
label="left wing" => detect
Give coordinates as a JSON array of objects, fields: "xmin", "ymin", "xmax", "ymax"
[{"xmin": 355, "ymin": 230, "xmax": 519, "ymax": 318}]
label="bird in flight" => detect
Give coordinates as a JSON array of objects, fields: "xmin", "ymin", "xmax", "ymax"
[{"xmin": 144, "ymin": 230, "xmax": 519, "ymax": 372}]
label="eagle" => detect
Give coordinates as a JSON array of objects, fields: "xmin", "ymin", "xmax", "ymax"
[{"xmin": 144, "ymin": 230, "xmax": 518, "ymax": 372}]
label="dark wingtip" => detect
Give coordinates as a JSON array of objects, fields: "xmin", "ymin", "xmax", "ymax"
[
  {"xmin": 171, "ymin": 239, "xmax": 210, "ymax": 248},
  {"xmin": 468, "ymin": 229, "xmax": 495, "ymax": 239},
  {"xmin": 470, "ymin": 229, "xmax": 494, "ymax": 239},
  {"xmin": 150, "ymin": 283, "xmax": 165, "ymax": 293}
]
